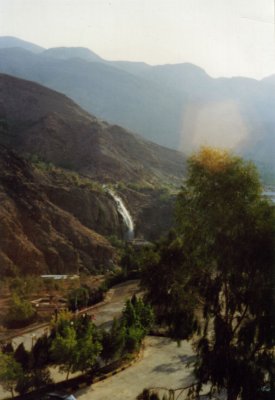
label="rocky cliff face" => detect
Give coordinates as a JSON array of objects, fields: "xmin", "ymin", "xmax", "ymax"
[
  {"xmin": 36, "ymin": 167, "xmax": 125, "ymax": 238},
  {"xmin": 0, "ymin": 146, "xmax": 118, "ymax": 277},
  {"xmin": 117, "ymin": 186, "xmax": 177, "ymax": 241},
  {"xmin": 0, "ymin": 145, "xmax": 179, "ymax": 278},
  {"xmin": 0, "ymin": 74, "xmax": 186, "ymax": 278}
]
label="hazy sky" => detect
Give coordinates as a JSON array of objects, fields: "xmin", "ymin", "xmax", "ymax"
[{"xmin": 0, "ymin": 0, "xmax": 274, "ymax": 79}]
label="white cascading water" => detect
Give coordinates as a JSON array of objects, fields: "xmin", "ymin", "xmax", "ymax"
[{"xmin": 106, "ymin": 188, "xmax": 134, "ymax": 240}]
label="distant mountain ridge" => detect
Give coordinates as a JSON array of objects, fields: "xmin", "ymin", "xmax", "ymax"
[
  {"xmin": 0, "ymin": 36, "xmax": 44, "ymax": 53},
  {"xmin": 42, "ymin": 46, "xmax": 104, "ymax": 62},
  {"xmin": 0, "ymin": 45, "xmax": 182, "ymax": 148},
  {"xmin": 0, "ymin": 36, "xmax": 274, "ymax": 182}
]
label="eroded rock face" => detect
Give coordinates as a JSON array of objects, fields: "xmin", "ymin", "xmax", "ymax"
[
  {"xmin": 0, "ymin": 74, "xmax": 185, "ymax": 272},
  {"xmin": 45, "ymin": 183, "xmax": 124, "ymax": 238},
  {"xmin": 117, "ymin": 186, "xmax": 177, "ymax": 241},
  {"xmin": 0, "ymin": 146, "xmax": 118, "ymax": 277}
]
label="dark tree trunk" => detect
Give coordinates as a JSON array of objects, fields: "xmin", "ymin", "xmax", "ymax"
[{"xmin": 227, "ymin": 388, "xmax": 239, "ymax": 400}]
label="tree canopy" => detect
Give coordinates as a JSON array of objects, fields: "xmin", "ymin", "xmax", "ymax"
[
  {"xmin": 0, "ymin": 351, "xmax": 23, "ymax": 398},
  {"xmin": 4, "ymin": 294, "xmax": 36, "ymax": 328},
  {"xmin": 50, "ymin": 311, "xmax": 101, "ymax": 379},
  {"xmin": 142, "ymin": 147, "xmax": 275, "ymax": 400}
]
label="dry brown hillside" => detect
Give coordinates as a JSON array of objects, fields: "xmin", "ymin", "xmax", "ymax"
[
  {"xmin": 0, "ymin": 73, "xmax": 186, "ymax": 185},
  {"xmin": 0, "ymin": 145, "xmax": 116, "ymax": 277}
]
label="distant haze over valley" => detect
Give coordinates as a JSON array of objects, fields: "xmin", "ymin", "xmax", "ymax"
[
  {"xmin": 1, "ymin": 0, "xmax": 274, "ymax": 79},
  {"xmin": 0, "ymin": 36, "xmax": 274, "ymax": 183}
]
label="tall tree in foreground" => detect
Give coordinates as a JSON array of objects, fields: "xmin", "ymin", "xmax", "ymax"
[
  {"xmin": 141, "ymin": 147, "xmax": 274, "ymax": 400},
  {"xmin": 141, "ymin": 232, "xmax": 198, "ymax": 341},
  {"xmin": 175, "ymin": 148, "xmax": 274, "ymax": 400}
]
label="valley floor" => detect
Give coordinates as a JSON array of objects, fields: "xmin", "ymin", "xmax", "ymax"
[{"xmin": 0, "ymin": 281, "xmax": 226, "ymax": 400}]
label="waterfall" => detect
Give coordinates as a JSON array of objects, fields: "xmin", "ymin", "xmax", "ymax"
[{"xmin": 106, "ymin": 188, "xmax": 134, "ymax": 240}]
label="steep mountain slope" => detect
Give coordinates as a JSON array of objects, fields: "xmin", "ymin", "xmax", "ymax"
[
  {"xmin": 0, "ymin": 145, "xmax": 116, "ymax": 277},
  {"xmin": 0, "ymin": 47, "xmax": 182, "ymax": 148},
  {"xmin": 0, "ymin": 73, "xmax": 186, "ymax": 185},
  {"xmin": 0, "ymin": 142, "xmax": 179, "ymax": 277},
  {"xmin": 1, "ymin": 37, "xmax": 274, "ymax": 180},
  {"xmin": 0, "ymin": 73, "xmax": 188, "ymax": 272}
]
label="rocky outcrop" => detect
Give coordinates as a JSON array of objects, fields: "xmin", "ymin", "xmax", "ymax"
[
  {"xmin": 0, "ymin": 146, "xmax": 117, "ymax": 277},
  {"xmin": 117, "ymin": 186, "xmax": 177, "ymax": 241},
  {"xmin": 39, "ymin": 169, "xmax": 125, "ymax": 238},
  {"xmin": 0, "ymin": 74, "xmax": 186, "ymax": 274}
]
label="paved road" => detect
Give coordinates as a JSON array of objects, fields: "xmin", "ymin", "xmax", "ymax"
[
  {"xmin": 91, "ymin": 280, "xmax": 141, "ymax": 328},
  {"xmin": 9, "ymin": 280, "xmax": 140, "ymax": 351},
  {"xmin": 76, "ymin": 336, "xmax": 196, "ymax": 400},
  {"xmin": 11, "ymin": 325, "xmax": 50, "ymax": 351},
  {"xmin": 0, "ymin": 280, "xmax": 141, "ymax": 400},
  {"xmin": 0, "ymin": 280, "xmax": 224, "ymax": 400}
]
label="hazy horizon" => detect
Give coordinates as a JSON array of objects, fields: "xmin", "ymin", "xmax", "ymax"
[{"xmin": 0, "ymin": 0, "xmax": 274, "ymax": 80}]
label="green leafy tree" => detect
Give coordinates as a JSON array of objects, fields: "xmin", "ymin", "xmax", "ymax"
[
  {"xmin": 15, "ymin": 368, "xmax": 52, "ymax": 395},
  {"xmin": 120, "ymin": 244, "xmax": 139, "ymax": 275},
  {"xmin": 125, "ymin": 325, "xmax": 144, "ymax": 353},
  {"xmin": 8, "ymin": 277, "xmax": 26, "ymax": 298},
  {"xmin": 4, "ymin": 294, "xmax": 36, "ymax": 328},
  {"xmin": 129, "ymin": 296, "xmax": 155, "ymax": 334},
  {"xmin": 0, "ymin": 351, "xmax": 23, "ymax": 398},
  {"xmin": 100, "ymin": 330, "xmax": 115, "ymax": 364},
  {"xmin": 141, "ymin": 148, "xmax": 274, "ymax": 399},
  {"xmin": 123, "ymin": 299, "xmax": 138, "ymax": 327},
  {"xmin": 51, "ymin": 311, "xmax": 102, "ymax": 378},
  {"xmin": 67, "ymin": 286, "xmax": 89, "ymax": 311},
  {"xmin": 122, "ymin": 297, "xmax": 154, "ymax": 352},
  {"xmin": 50, "ymin": 309, "xmax": 73, "ymax": 335},
  {"xmin": 101, "ymin": 318, "xmax": 126, "ymax": 363},
  {"xmin": 1, "ymin": 342, "xmax": 14, "ymax": 354},
  {"xmin": 50, "ymin": 311, "xmax": 77, "ymax": 379},
  {"xmin": 174, "ymin": 148, "xmax": 275, "ymax": 400},
  {"xmin": 14, "ymin": 343, "xmax": 30, "ymax": 372},
  {"xmin": 72, "ymin": 322, "xmax": 102, "ymax": 374},
  {"xmin": 141, "ymin": 232, "xmax": 198, "ymax": 340},
  {"xmin": 15, "ymin": 334, "xmax": 53, "ymax": 395},
  {"xmin": 31, "ymin": 334, "xmax": 51, "ymax": 369},
  {"xmin": 50, "ymin": 325, "xmax": 77, "ymax": 380}
]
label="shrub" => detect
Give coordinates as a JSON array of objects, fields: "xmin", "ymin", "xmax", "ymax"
[{"xmin": 4, "ymin": 294, "xmax": 36, "ymax": 328}]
